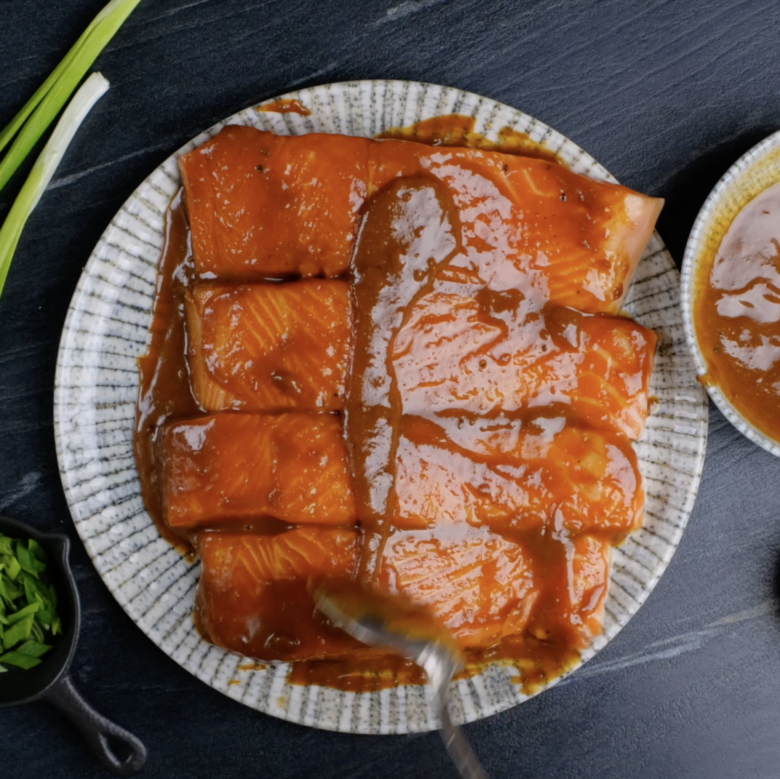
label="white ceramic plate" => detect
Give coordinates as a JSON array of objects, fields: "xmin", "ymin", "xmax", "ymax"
[
  {"xmin": 54, "ymin": 80, "xmax": 708, "ymax": 733},
  {"xmin": 681, "ymin": 129, "xmax": 780, "ymax": 458}
]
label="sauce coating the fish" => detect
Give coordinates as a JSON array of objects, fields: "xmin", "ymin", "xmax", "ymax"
[
  {"xmin": 135, "ymin": 191, "xmax": 200, "ymax": 553},
  {"xmin": 180, "ymin": 123, "xmax": 662, "ymax": 312},
  {"xmin": 135, "ymin": 116, "xmax": 659, "ymax": 692},
  {"xmin": 695, "ymin": 181, "xmax": 780, "ymax": 442},
  {"xmin": 346, "ymin": 175, "xmax": 646, "ymax": 677},
  {"xmin": 257, "ymin": 98, "xmax": 312, "ymax": 116},
  {"xmin": 186, "ymin": 279, "xmax": 352, "ymax": 413}
]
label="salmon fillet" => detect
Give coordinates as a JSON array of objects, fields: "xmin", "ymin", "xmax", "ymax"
[
  {"xmin": 164, "ymin": 128, "xmax": 662, "ymax": 666},
  {"xmin": 179, "ymin": 125, "xmax": 371, "ymax": 279},
  {"xmin": 393, "ymin": 294, "xmax": 657, "ymax": 440},
  {"xmin": 367, "ymin": 138, "xmax": 662, "ymax": 313},
  {"xmin": 365, "ymin": 525, "xmax": 538, "ymax": 649},
  {"xmin": 365, "ymin": 527, "xmax": 612, "ymax": 652},
  {"xmin": 180, "ymin": 127, "xmax": 661, "ymax": 313},
  {"xmin": 185, "ymin": 279, "xmax": 352, "ymax": 413},
  {"xmin": 196, "ymin": 528, "xmax": 365, "ymax": 661},
  {"xmin": 157, "ymin": 413, "xmax": 356, "ymax": 528},
  {"xmin": 388, "ymin": 414, "xmax": 643, "ymax": 535}
]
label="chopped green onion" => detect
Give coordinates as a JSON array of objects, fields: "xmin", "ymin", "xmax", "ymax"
[
  {"xmin": 2, "ymin": 615, "xmax": 34, "ymax": 650},
  {"xmin": 30, "ymin": 620, "xmax": 45, "ymax": 644},
  {"xmin": 28, "ymin": 539, "xmax": 47, "ymax": 564},
  {"xmin": 2, "ymin": 554, "xmax": 21, "ymax": 581},
  {"xmin": 0, "ymin": 650, "xmax": 44, "ymax": 670},
  {"xmin": 14, "ymin": 639, "xmax": 54, "ymax": 658},
  {"xmin": 16, "ymin": 543, "xmax": 43, "ymax": 578},
  {"xmin": 0, "ymin": 72, "xmax": 109, "ymax": 299},
  {"xmin": 0, "ymin": 0, "xmax": 143, "ymax": 191},
  {"xmin": 0, "ymin": 573, "xmax": 22, "ymax": 602},
  {"xmin": 0, "ymin": 533, "xmax": 61, "ymax": 668},
  {"xmin": 6, "ymin": 602, "xmax": 40, "ymax": 625}
]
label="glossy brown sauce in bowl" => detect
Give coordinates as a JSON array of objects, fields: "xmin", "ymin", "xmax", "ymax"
[{"xmin": 694, "ymin": 181, "xmax": 780, "ymax": 443}]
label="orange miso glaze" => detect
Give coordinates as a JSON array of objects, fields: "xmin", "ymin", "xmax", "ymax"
[
  {"xmin": 378, "ymin": 114, "xmax": 561, "ymax": 162},
  {"xmin": 345, "ymin": 173, "xmax": 641, "ymax": 690},
  {"xmin": 257, "ymin": 98, "xmax": 312, "ymax": 116},
  {"xmin": 695, "ymin": 181, "xmax": 780, "ymax": 443},
  {"xmin": 194, "ymin": 529, "xmax": 369, "ymax": 662},
  {"xmin": 135, "ymin": 115, "xmax": 657, "ymax": 694},
  {"xmin": 135, "ymin": 191, "xmax": 200, "ymax": 554}
]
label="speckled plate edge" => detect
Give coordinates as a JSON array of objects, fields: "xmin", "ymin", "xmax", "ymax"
[
  {"xmin": 681, "ymin": 129, "xmax": 780, "ymax": 458},
  {"xmin": 54, "ymin": 80, "xmax": 708, "ymax": 734}
]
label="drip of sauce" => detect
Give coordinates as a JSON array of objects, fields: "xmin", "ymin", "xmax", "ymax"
[
  {"xmin": 345, "ymin": 176, "xmax": 462, "ymax": 539},
  {"xmin": 378, "ymin": 114, "xmax": 561, "ymax": 163},
  {"xmin": 134, "ymin": 197, "xmax": 300, "ymax": 553},
  {"xmin": 257, "ymin": 98, "xmax": 312, "ymax": 116},
  {"xmin": 694, "ymin": 181, "xmax": 780, "ymax": 442},
  {"xmin": 135, "ymin": 191, "xmax": 200, "ymax": 555}
]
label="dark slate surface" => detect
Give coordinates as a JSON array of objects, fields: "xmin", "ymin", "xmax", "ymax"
[{"xmin": 1, "ymin": 1, "xmax": 780, "ymax": 777}]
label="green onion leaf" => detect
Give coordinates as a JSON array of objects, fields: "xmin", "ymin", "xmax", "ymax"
[
  {"xmin": 7, "ymin": 602, "xmax": 41, "ymax": 625},
  {"xmin": 2, "ymin": 615, "xmax": 35, "ymax": 650},
  {"xmin": 0, "ymin": 573, "xmax": 22, "ymax": 601},
  {"xmin": 0, "ymin": 651, "xmax": 43, "ymax": 670},
  {"xmin": 13, "ymin": 639, "xmax": 53, "ymax": 658},
  {"xmin": 28, "ymin": 539, "xmax": 47, "ymax": 564},
  {"xmin": 0, "ymin": 536, "xmax": 14, "ymax": 556},
  {"xmin": 20, "ymin": 572, "xmax": 52, "ymax": 607},
  {"xmin": 0, "ymin": 0, "xmax": 142, "ymax": 191},
  {"xmin": 0, "ymin": 72, "xmax": 109, "ymax": 300},
  {"xmin": 15, "ymin": 543, "xmax": 43, "ymax": 577},
  {"xmin": 2, "ymin": 555, "xmax": 21, "ymax": 582},
  {"xmin": 30, "ymin": 620, "xmax": 45, "ymax": 644}
]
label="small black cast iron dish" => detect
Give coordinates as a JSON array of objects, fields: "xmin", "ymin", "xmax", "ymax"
[{"xmin": 0, "ymin": 515, "xmax": 146, "ymax": 776}]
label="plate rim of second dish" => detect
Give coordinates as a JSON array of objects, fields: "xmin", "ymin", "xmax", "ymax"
[{"xmin": 53, "ymin": 79, "xmax": 709, "ymax": 734}]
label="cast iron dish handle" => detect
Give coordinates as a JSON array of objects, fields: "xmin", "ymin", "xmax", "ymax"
[{"xmin": 45, "ymin": 674, "xmax": 147, "ymax": 776}]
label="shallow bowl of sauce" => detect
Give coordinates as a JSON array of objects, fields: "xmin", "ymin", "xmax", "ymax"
[{"xmin": 682, "ymin": 129, "xmax": 780, "ymax": 457}]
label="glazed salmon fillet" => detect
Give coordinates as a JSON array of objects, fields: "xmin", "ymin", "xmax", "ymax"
[
  {"xmin": 157, "ymin": 413, "xmax": 356, "ymax": 529},
  {"xmin": 364, "ymin": 526, "xmax": 611, "ymax": 650},
  {"xmin": 368, "ymin": 138, "xmax": 662, "ymax": 313},
  {"xmin": 179, "ymin": 126, "xmax": 661, "ymax": 312},
  {"xmin": 185, "ymin": 279, "xmax": 352, "ymax": 413},
  {"xmin": 387, "ymin": 414, "xmax": 643, "ymax": 535},
  {"xmin": 393, "ymin": 292, "xmax": 658, "ymax": 440},
  {"xmin": 179, "ymin": 125, "xmax": 371, "ymax": 279},
  {"xmin": 364, "ymin": 525, "xmax": 537, "ymax": 649},
  {"xmin": 196, "ymin": 528, "xmax": 366, "ymax": 661},
  {"xmin": 134, "ymin": 127, "xmax": 665, "ymax": 673}
]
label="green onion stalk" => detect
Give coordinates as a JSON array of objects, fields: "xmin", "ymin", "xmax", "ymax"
[
  {"xmin": 0, "ymin": 72, "xmax": 109, "ymax": 297},
  {"xmin": 0, "ymin": 0, "xmax": 143, "ymax": 193}
]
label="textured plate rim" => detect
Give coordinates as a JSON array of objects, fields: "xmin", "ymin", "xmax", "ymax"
[
  {"xmin": 53, "ymin": 79, "xmax": 709, "ymax": 733},
  {"xmin": 680, "ymin": 128, "xmax": 780, "ymax": 459}
]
